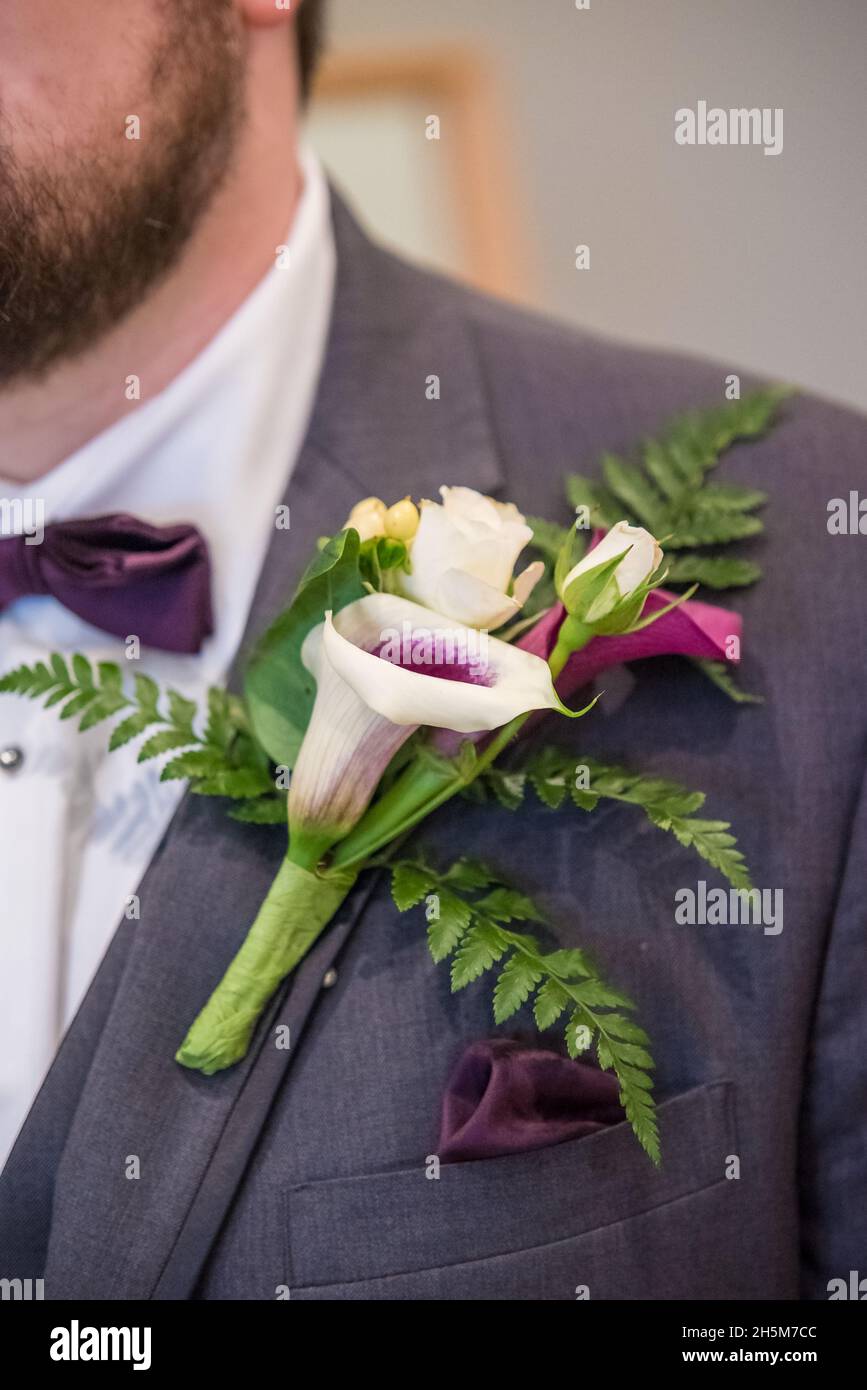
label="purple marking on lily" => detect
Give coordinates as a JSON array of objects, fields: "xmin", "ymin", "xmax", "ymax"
[
  {"xmin": 369, "ymin": 636, "xmax": 494, "ymax": 686},
  {"xmin": 288, "ymin": 593, "xmax": 566, "ymax": 862}
]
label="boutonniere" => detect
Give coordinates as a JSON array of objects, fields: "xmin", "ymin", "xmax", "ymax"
[{"xmin": 0, "ymin": 387, "xmax": 789, "ymax": 1165}]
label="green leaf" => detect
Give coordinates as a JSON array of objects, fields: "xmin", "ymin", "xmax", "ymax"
[
  {"xmin": 703, "ymin": 384, "xmax": 792, "ymax": 445},
  {"xmin": 476, "ymin": 887, "xmax": 542, "ymax": 923},
  {"xmin": 692, "ymin": 481, "xmax": 768, "ymax": 512},
  {"xmin": 168, "ymin": 688, "xmax": 197, "ymax": 731},
  {"xmin": 44, "ymin": 685, "xmax": 73, "ymax": 709},
  {"xmin": 642, "ymin": 439, "xmax": 686, "ymax": 502},
  {"xmin": 483, "ymin": 768, "xmax": 527, "ymax": 811},
  {"xmin": 565, "ymin": 1008, "xmax": 595, "ymax": 1059},
  {"xmin": 693, "ymin": 659, "xmax": 763, "ymax": 704},
  {"xmin": 527, "ymin": 746, "xmax": 753, "ymax": 891},
  {"xmin": 244, "ymin": 528, "xmax": 366, "ymax": 768},
  {"xmin": 617, "ymin": 1069, "xmax": 660, "ymax": 1165},
  {"xmin": 572, "ymin": 787, "xmax": 600, "ymax": 811},
  {"xmin": 562, "ymin": 387, "xmax": 790, "ymax": 595},
  {"xmin": 493, "ymin": 955, "xmax": 543, "ymax": 1023},
  {"xmin": 50, "ymin": 653, "xmax": 70, "ymax": 685},
  {"xmin": 204, "ymin": 688, "xmax": 234, "ymax": 749},
  {"xmin": 541, "ymin": 947, "xmax": 593, "ymax": 980},
  {"xmin": 375, "ymin": 536, "xmax": 408, "ymax": 571},
  {"xmin": 427, "ymin": 890, "xmax": 473, "ymax": 963},
  {"xmin": 190, "ymin": 767, "xmax": 274, "ymax": 799},
  {"xmin": 571, "ymin": 978, "xmax": 636, "ymax": 1010},
  {"xmin": 455, "ymin": 739, "xmax": 479, "ymax": 781},
  {"xmin": 134, "ymin": 673, "xmax": 160, "ymax": 712},
  {"xmin": 0, "ymin": 658, "xmax": 229, "ymax": 793},
  {"xmin": 137, "ymin": 728, "xmax": 198, "ymax": 762},
  {"xmin": 441, "ymin": 858, "xmax": 495, "ymax": 891},
  {"xmin": 72, "ymin": 654, "xmax": 94, "ymax": 688},
  {"xmin": 664, "ymin": 554, "xmax": 762, "ymax": 589},
  {"xmin": 591, "ymin": 1015, "xmax": 660, "ymax": 1165},
  {"xmin": 60, "ymin": 690, "xmax": 99, "ymax": 720},
  {"xmin": 97, "ymin": 662, "xmax": 123, "ymax": 692},
  {"xmin": 602, "ymin": 1013, "xmax": 651, "ymax": 1045},
  {"xmin": 608, "ymin": 1040, "xmax": 655, "ymax": 1070},
  {"xmin": 565, "ymin": 474, "xmax": 621, "ymax": 530},
  {"xmin": 530, "ymin": 771, "xmax": 568, "ymax": 810},
  {"xmin": 569, "ymin": 760, "xmax": 707, "ymax": 819},
  {"xmin": 159, "ymin": 748, "xmax": 231, "ymax": 782},
  {"xmin": 450, "ymin": 922, "xmax": 507, "ymax": 991},
  {"xmin": 357, "ymin": 535, "xmax": 409, "ymax": 590},
  {"xmin": 602, "ymin": 453, "xmax": 665, "ymax": 530},
  {"xmin": 390, "ymin": 861, "xmax": 437, "ymax": 912},
  {"xmin": 33, "ymin": 662, "xmax": 57, "ymax": 694},
  {"xmin": 108, "ymin": 710, "xmax": 156, "ymax": 751},
  {"xmin": 663, "ymin": 815, "xmax": 753, "ymax": 891},
  {"xmin": 533, "ymin": 979, "xmax": 570, "ymax": 1030},
  {"xmin": 77, "ymin": 691, "xmax": 127, "ymax": 732},
  {"xmin": 527, "ymin": 745, "xmax": 571, "ymax": 809},
  {"xmin": 664, "ymin": 511, "xmax": 763, "ymax": 549},
  {"xmin": 596, "ymin": 1038, "xmax": 614, "ymax": 1072},
  {"xmin": 0, "ymin": 666, "xmax": 30, "ymax": 694}
]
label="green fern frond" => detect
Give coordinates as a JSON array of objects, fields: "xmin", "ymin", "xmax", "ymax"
[
  {"xmin": 0, "ymin": 655, "xmax": 265, "ymax": 803},
  {"xmin": 390, "ymin": 857, "xmax": 660, "ymax": 1165},
  {"xmin": 566, "ymin": 386, "xmax": 791, "ymax": 592},
  {"xmin": 692, "ymin": 658, "xmax": 763, "ymax": 704},
  {"xmin": 524, "ymin": 748, "xmax": 753, "ymax": 891}
]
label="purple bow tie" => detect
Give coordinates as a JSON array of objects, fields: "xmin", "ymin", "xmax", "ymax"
[{"xmin": 0, "ymin": 513, "xmax": 214, "ymax": 654}]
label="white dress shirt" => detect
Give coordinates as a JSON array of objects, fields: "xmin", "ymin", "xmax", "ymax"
[{"xmin": 0, "ymin": 148, "xmax": 335, "ymax": 1167}]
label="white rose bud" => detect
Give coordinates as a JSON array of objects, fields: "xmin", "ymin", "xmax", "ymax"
[{"xmin": 561, "ymin": 521, "xmax": 662, "ymax": 626}]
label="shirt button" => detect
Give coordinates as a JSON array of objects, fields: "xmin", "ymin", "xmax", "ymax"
[
  {"xmin": 321, "ymin": 967, "xmax": 338, "ymax": 990},
  {"xmin": 0, "ymin": 746, "xmax": 24, "ymax": 773}
]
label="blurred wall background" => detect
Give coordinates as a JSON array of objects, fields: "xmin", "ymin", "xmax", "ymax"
[{"xmin": 307, "ymin": 0, "xmax": 867, "ymax": 413}]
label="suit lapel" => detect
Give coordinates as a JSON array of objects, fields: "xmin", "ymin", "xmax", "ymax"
[{"xmin": 31, "ymin": 193, "xmax": 503, "ymax": 1297}]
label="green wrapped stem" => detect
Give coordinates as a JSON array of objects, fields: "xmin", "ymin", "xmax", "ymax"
[{"xmin": 176, "ymin": 857, "xmax": 358, "ymax": 1075}]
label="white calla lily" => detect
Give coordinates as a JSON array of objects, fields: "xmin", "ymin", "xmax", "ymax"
[
  {"xmin": 399, "ymin": 485, "xmax": 544, "ymax": 630},
  {"xmin": 323, "ymin": 593, "xmax": 561, "ymax": 731},
  {"xmin": 288, "ymin": 592, "xmax": 563, "ymax": 859}
]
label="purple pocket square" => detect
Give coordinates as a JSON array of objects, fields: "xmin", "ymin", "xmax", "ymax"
[{"xmin": 439, "ymin": 1038, "xmax": 626, "ymax": 1163}]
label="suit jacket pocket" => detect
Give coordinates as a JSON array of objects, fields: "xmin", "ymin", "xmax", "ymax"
[{"xmin": 284, "ymin": 1080, "xmax": 736, "ymax": 1293}]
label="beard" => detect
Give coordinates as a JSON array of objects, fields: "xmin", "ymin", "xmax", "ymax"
[{"xmin": 0, "ymin": 2, "xmax": 245, "ymax": 386}]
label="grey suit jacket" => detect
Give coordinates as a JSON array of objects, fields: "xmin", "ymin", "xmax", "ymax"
[{"xmin": 1, "ymin": 195, "xmax": 865, "ymax": 1301}]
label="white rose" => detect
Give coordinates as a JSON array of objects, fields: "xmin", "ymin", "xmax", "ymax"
[
  {"xmin": 562, "ymin": 521, "xmax": 662, "ymax": 623},
  {"xmin": 398, "ymin": 486, "xmax": 544, "ymax": 630}
]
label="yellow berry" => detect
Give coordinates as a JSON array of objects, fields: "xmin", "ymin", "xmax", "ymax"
[
  {"xmin": 384, "ymin": 497, "xmax": 420, "ymax": 541},
  {"xmin": 346, "ymin": 497, "xmax": 387, "ymax": 541}
]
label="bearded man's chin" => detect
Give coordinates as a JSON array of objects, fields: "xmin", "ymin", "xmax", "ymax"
[{"xmin": 0, "ymin": 7, "xmax": 243, "ymax": 387}]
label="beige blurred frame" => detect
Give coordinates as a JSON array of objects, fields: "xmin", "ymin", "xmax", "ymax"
[{"xmin": 307, "ymin": 47, "xmax": 531, "ymax": 302}]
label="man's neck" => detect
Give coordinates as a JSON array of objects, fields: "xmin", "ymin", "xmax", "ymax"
[{"xmin": 0, "ymin": 56, "xmax": 303, "ymax": 485}]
